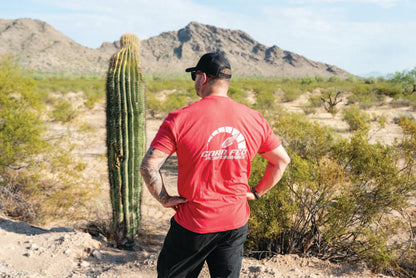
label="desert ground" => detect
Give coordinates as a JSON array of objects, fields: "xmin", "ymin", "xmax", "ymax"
[{"xmin": 1, "ymin": 89, "xmax": 414, "ymax": 278}]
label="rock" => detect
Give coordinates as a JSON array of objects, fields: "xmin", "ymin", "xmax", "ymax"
[
  {"xmin": 29, "ymin": 243, "xmax": 39, "ymax": 250},
  {"xmin": 50, "ymin": 227, "xmax": 75, "ymax": 233},
  {"xmin": 91, "ymin": 248, "xmax": 103, "ymax": 260},
  {"xmin": 23, "ymin": 251, "xmax": 32, "ymax": 257},
  {"xmin": 80, "ymin": 261, "xmax": 90, "ymax": 268}
]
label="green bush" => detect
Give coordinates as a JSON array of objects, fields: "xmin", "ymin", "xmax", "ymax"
[
  {"xmin": 145, "ymin": 92, "xmax": 164, "ymax": 117},
  {"xmin": 301, "ymin": 77, "xmax": 317, "ymax": 85},
  {"xmin": 348, "ymin": 84, "xmax": 386, "ymax": 109},
  {"xmin": 328, "ymin": 75, "xmax": 342, "ymax": 83},
  {"xmin": 254, "ymin": 90, "xmax": 276, "ymax": 112},
  {"xmin": 51, "ymin": 99, "xmax": 78, "ymax": 122},
  {"xmin": 342, "ymin": 106, "xmax": 371, "ymax": 131},
  {"xmin": 162, "ymin": 91, "xmax": 190, "ymax": 113},
  {"xmin": 0, "ymin": 55, "xmax": 93, "ymax": 224},
  {"xmin": 247, "ymin": 111, "xmax": 416, "ymax": 276},
  {"xmin": 389, "ymin": 67, "xmax": 416, "ymax": 94},
  {"xmin": 36, "ymin": 78, "xmax": 105, "ymax": 108},
  {"xmin": 301, "ymin": 95, "xmax": 322, "ymax": 115},
  {"xmin": 228, "ymin": 85, "xmax": 251, "ymax": 106},
  {"xmin": 0, "ymin": 54, "xmax": 47, "ymax": 168}
]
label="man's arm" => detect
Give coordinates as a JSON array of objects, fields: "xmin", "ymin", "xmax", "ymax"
[
  {"xmin": 140, "ymin": 147, "xmax": 187, "ymax": 209},
  {"xmin": 247, "ymin": 145, "xmax": 291, "ymax": 200}
]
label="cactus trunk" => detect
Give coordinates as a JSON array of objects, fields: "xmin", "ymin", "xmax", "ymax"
[{"xmin": 106, "ymin": 33, "xmax": 145, "ymax": 247}]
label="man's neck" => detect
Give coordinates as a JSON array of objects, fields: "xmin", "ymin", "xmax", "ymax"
[{"xmin": 200, "ymin": 87, "xmax": 228, "ymax": 98}]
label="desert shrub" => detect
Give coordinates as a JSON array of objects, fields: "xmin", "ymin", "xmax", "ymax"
[
  {"xmin": 301, "ymin": 77, "xmax": 317, "ymax": 85},
  {"xmin": 1, "ymin": 142, "xmax": 92, "ymax": 223},
  {"xmin": 0, "ymin": 55, "xmax": 47, "ymax": 168},
  {"xmin": 0, "ymin": 55, "xmax": 94, "ymax": 224},
  {"xmin": 346, "ymin": 75, "xmax": 358, "ymax": 83},
  {"xmin": 145, "ymin": 79, "xmax": 199, "ymax": 117},
  {"xmin": 314, "ymin": 75, "xmax": 326, "ymax": 82},
  {"xmin": 389, "ymin": 67, "xmax": 416, "ymax": 95},
  {"xmin": 36, "ymin": 77, "xmax": 105, "ymax": 108},
  {"xmin": 228, "ymin": 85, "xmax": 251, "ymax": 106},
  {"xmin": 348, "ymin": 84, "xmax": 387, "ymax": 109},
  {"xmin": 162, "ymin": 91, "xmax": 190, "ymax": 113},
  {"xmin": 328, "ymin": 75, "xmax": 342, "ymax": 83},
  {"xmin": 146, "ymin": 79, "xmax": 194, "ymax": 94},
  {"xmin": 373, "ymin": 83, "xmax": 402, "ymax": 98},
  {"xmin": 145, "ymin": 92, "xmax": 164, "ymax": 117},
  {"xmin": 391, "ymin": 93, "xmax": 416, "ymax": 110},
  {"xmin": 254, "ymin": 90, "xmax": 276, "ymax": 112},
  {"xmin": 51, "ymin": 99, "xmax": 78, "ymax": 122},
  {"xmin": 247, "ymin": 111, "xmax": 416, "ymax": 277},
  {"xmin": 342, "ymin": 106, "xmax": 371, "ymax": 131},
  {"xmin": 321, "ymin": 88, "xmax": 343, "ymax": 115},
  {"xmin": 281, "ymin": 86, "xmax": 303, "ymax": 102},
  {"xmin": 301, "ymin": 95, "xmax": 322, "ymax": 115},
  {"xmin": 364, "ymin": 77, "xmax": 377, "ymax": 84}
]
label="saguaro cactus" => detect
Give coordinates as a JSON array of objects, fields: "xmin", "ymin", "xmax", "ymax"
[{"xmin": 106, "ymin": 33, "xmax": 146, "ymax": 247}]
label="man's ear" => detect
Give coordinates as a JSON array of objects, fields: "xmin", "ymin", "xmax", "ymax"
[{"xmin": 201, "ymin": 72, "xmax": 209, "ymax": 85}]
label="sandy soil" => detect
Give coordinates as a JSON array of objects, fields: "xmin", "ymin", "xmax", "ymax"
[{"xmin": 1, "ymin": 91, "xmax": 413, "ymax": 278}]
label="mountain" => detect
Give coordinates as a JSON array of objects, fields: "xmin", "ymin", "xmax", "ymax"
[
  {"xmin": 0, "ymin": 18, "xmax": 114, "ymax": 74},
  {"xmin": 0, "ymin": 18, "xmax": 351, "ymax": 78}
]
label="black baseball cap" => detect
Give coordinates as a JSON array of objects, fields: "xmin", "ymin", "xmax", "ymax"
[{"xmin": 185, "ymin": 52, "xmax": 232, "ymax": 79}]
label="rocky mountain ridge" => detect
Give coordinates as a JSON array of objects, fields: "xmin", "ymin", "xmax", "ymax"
[{"xmin": 0, "ymin": 18, "xmax": 351, "ymax": 78}]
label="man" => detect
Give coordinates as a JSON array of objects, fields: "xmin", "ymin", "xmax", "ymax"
[{"xmin": 140, "ymin": 52, "xmax": 290, "ymax": 278}]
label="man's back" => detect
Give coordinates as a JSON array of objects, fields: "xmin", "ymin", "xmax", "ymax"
[{"xmin": 151, "ymin": 95, "xmax": 280, "ymax": 233}]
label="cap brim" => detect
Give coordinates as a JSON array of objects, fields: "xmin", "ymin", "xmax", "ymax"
[{"xmin": 185, "ymin": 67, "xmax": 197, "ymax": 72}]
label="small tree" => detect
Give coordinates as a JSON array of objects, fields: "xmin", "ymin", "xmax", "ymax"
[
  {"xmin": 390, "ymin": 67, "xmax": 416, "ymax": 94},
  {"xmin": 321, "ymin": 88, "xmax": 343, "ymax": 115}
]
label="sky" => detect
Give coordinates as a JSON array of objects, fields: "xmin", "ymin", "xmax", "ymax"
[{"xmin": 1, "ymin": 0, "xmax": 415, "ymax": 76}]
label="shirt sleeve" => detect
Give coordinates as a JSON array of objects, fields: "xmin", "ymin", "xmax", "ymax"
[
  {"xmin": 258, "ymin": 117, "xmax": 281, "ymax": 154},
  {"xmin": 150, "ymin": 114, "xmax": 177, "ymax": 155}
]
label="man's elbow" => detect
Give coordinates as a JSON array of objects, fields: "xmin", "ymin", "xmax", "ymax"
[{"xmin": 139, "ymin": 162, "xmax": 150, "ymax": 177}]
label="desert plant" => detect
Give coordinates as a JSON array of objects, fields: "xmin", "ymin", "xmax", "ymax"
[
  {"xmin": 228, "ymin": 85, "xmax": 251, "ymax": 106},
  {"xmin": 342, "ymin": 106, "xmax": 371, "ymax": 131},
  {"xmin": 390, "ymin": 67, "xmax": 416, "ymax": 95},
  {"xmin": 0, "ymin": 54, "xmax": 92, "ymax": 223},
  {"xmin": 0, "ymin": 54, "xmax": 47, "ymax": 169},
  {"xmin": 321, "ymin": 88, "xmax": 343, "ymax": 115},
  {"xmin": 247, "ymin": 111, "xmax": 416, "ymax": 277},
  {"xmin": 106, "ymin": 33, "xmax": 146, "ymax": 248},
  {"xmin": 51, "ymin": 99, "xmax": 78, "ymax": 122},
  {"xmin": 301, "ymin": 95, "xmax": 322, "ymax": 115}
]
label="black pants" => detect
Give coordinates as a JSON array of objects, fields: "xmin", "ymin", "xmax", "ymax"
[{"xmin": 157, "ymin": 218, "xmax": 248, "ymax": 278}]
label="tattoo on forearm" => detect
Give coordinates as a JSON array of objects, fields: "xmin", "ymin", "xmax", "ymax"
[{"xmin": 140, "ymin": 147, "xmax": 170, "ymax": 205}]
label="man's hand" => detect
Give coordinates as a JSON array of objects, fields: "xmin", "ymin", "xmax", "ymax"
[
  {"xmin": 246, "ymin": 191, "xmax": 256, "ymax": 200},
  {"xmin": 162, "ymin": 196, "xmax": 188, "ymax": 210}
]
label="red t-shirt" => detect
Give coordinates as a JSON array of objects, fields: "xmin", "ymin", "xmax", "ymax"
[{"xmin": 150, "ymin": 95, "xmax": 280, "ymax": 233}]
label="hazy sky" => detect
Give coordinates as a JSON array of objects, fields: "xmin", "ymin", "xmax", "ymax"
[{"xmin": 1, "ymin": 0, "xmax": 415, "ymax": 76}]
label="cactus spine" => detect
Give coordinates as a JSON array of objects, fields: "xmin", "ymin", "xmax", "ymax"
[{"xmin": 106, "ymin": 33, "xmax": 145, "ymax": 247}]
